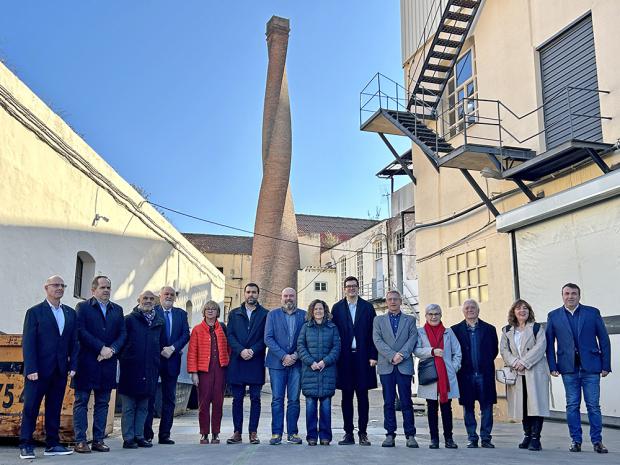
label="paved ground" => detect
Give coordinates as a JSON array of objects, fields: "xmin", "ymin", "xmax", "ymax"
[{"xmin": 1, "ymin": 389, "xmax": 618, "ymax": 464}]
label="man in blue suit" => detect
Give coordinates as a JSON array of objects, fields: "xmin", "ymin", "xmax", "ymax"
[
  {"xmin": 144, "ymin": 286, "xmax": 190, "ymax": 444},
  {"xmin": 19, "ymin": 275, "xmax": 78, "ymax": 460},
  {"xmin": 546, "ymin": 283, "xmax": 611, "ymax": 454},
  {"xmin": 264, "ymin": 287, "xmax": 306, "ymax": 445},
  {"xmin": 73, "ymin": 276, "xmax": 126, "ymax": 453}
]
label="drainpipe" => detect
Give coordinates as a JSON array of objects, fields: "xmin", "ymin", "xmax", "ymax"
[{"xmin": 510, "ymin": 230, "xmax": 520, "ymax": 300}]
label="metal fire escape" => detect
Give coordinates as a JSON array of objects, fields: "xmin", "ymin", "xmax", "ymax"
[{"xmin": 360, "ymin": 0, "xmax": 614, "ymax": 219}]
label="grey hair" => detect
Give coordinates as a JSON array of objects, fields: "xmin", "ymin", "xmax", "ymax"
[
  {"xmin": 386, "ymin": 289, "xmax": 402, "ymax": 299},
  {"xmin": 425, "ymin": 303, "xmax": 442, "ymax": 315},
  {"xmin": 462, "ymin": 299, "xmax": 480, "ymax": 310}
]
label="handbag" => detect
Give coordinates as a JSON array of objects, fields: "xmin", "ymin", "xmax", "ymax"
[
  {"xmin": 418, "ymin": 357, "xmax": 438, "ymax": 385},
  {"xmin": 495, "ymin": 366, "xmax": 517, "ymax": 385}
]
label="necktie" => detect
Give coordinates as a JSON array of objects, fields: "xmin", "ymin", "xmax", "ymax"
[{"xmin": 165, "ymin": 310, "xmax": 172, "ymax": 341}]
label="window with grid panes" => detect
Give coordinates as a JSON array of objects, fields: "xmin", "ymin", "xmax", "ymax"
[
  {"xmin": 339, "ymin": 258, "xmax": 347, "ymax": 298},
  {"xmin": 443, "ymin": 48, "xmax": 477, "ymax": 139},
  {"xmin": 447, "ymin": 247, "xmax": 488, "ymax": 307},
  {"xmin": 314, "ymin": 282, "xmax": 327, "ymax": 292},
  {"xmin": 356, "ymin": 250, "xmax": 364, "ymax": 290},
  {"xmin": 395, "ymin": 231, "xmax": 405, "ymax": 251},
  {"xmin": 373, "ymin": 240, "xmax": 383, "ymax": 260}
]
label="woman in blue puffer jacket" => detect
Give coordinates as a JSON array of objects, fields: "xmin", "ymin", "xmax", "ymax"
[{"xmin": 297, "ymin": 299, "xmax": 341, "ymax": 446}]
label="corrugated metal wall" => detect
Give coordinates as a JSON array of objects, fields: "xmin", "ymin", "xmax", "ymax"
[
  {"xmin": 540, "ymin": 14, "xmax": 603, "ymax": 149},
  {"xmin": 401, "ymin": 0, "xmax": 448, "ymax": 64}
]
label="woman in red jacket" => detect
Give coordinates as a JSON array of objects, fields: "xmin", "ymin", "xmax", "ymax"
[{"xmin": 188, "ymin": 300, "xmax": 230, "ymax": 444}]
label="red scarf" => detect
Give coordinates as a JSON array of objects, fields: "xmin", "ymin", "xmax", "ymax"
[{"xmin": 424, "ymin": 322, "xmax": 450, "ymax": 404}]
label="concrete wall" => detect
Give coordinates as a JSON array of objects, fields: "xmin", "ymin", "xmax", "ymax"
[
  {"xmin": 297, "ymin": 267, "xmax": 337, "ymax": 311},
  {"xmin": 0, "ymin": 61, "xmax": 224, "ymax": 331},
  {"xmin": 203, "ymin": 252, "xmax": 252, "ymax": 317}
]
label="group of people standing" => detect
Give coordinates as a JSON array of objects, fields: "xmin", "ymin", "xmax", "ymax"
[{"xmin": 18, "ymin": 274, "xmax": 611, "ymax": 460}]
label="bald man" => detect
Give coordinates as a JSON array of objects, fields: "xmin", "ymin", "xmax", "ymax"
[
  {"xmin": 19, "ymin": 275, "xmax": 78, "ymax": 459},
  {"xmin": 143, "ymin": 286, "xmax": 190, "ymax": 445},
  {"xmin": 264, "ymin": 288, "xmax": 306, "ymax": 445}
]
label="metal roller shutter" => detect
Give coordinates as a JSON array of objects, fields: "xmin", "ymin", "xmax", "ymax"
[{"xmin": 540, "ymin": 14, "xmax": 602, "ymax": 149}]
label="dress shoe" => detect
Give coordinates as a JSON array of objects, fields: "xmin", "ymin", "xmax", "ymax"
[
  {"xmin": 445, "ymin": 438, "xmax": 458, "ymax": 449},
  {"xmin": 122, "ymin": 440, "xmax": 138, "ymax": 449},
  {"xmin": 74, "ymin": 442, "xmax": 91, "ymax": 453},
  {"xmin": 358, "ymin": 433, "xmax": 371, "ymax": 446},
  {"xmin": 200, "ymin": 434, "xmax": 209, "ymax": 445},
  {"xmin": 320, "ymin": 440, "xmax": 330, "ymax": 446},
  {"xmin": 307, "ymin": 438, "xmax": 317, "ymax": 446},
  {"xmin": 211, "ymin": 434, "xmax": 220, "ymax": 444},
  {"xmin": 91, "ymin": 441, "xmax": 110, "ymax": 452},
  {"xmin": 338, "ymin": 433, "xmax": 355, "ymax": 445},
  {"xmin": 227, "ymin": 432, "xmax": 242, "ymax": 444},
  {"xmin": 593, "ymin": 442, "xmax": 608, "ymax": 454},
  {"xmin": 406, "ymin": 436, "xmax": 419, "ymax": 448},
  {"xmin": 466, "ymin": 440, "xmax": 478, "ymax": 448},
  {"xmin": 569, "ymin": 441, "xmax": 581, "ymax": 452},
  {"xmin": 382, "ymin": 435, "xmax": 395, "ymax": 447},
  {"xmin": 136, "ymin": 438, "xmax": 153, "ymax": 448},
  {"xmin": 158, "ymin": 437, "xmax": 175, "ymax": 445},
  {"xmin": 429, "ymin": 440, "xmax": 439, "ymax": 449},
  {"xmin": 249, "ymin": 432, "xmax": 260, "ymax": 444},
  {"xmin": 481, "ymin": 440, "xmax": 495, "ymax": 448}
]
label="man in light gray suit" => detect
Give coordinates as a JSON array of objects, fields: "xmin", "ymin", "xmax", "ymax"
[{"xmin": 373, "ymin": 290, "xmax": 419, "ymax": 448}]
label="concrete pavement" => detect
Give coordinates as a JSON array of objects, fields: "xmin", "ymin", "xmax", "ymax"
[{"xmin": 2, "ymin": 389, "xmax": 618, "ymax": 465}]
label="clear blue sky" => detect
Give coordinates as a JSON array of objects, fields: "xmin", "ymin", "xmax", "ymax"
[{"xmin": 0, "ymin": 1, "xmax": 410, "ymax": 235}]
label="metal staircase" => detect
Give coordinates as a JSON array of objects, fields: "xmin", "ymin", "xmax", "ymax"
[{"xmin": 407, "ymin": 0, "xmax": 481, "ymax": 113}]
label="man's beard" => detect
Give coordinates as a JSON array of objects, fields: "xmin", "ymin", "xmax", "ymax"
[
  {"xmin": 283, "ymin": 301, "xmax": 295, "ymax": 310},
  {"xmin": 246, "ymin": 297, "xmax": 257, "ymax": 305}
]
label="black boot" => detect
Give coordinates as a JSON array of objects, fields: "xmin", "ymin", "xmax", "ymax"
[
  {"xmin": 519, "ymin": 417, "xmax": 532, "ymax": 449},
  {"xmin": 528, "ymin": 417, "xmax": 542, "ymax": 451}
]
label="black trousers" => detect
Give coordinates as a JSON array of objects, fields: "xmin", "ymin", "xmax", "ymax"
[
  {"xmin": 20, "ymin": 370, "xmax": 66, "ymax": 447},
  {"xmin": 426, "ymin": 399, "xmax": 453, "ymax": 442},
  {"xmin": 522, "ymin": 376, "xmax": 544, "ymax": 437},
  {"xmin": 144, "ymin": 373, "xmax": 178, "ymax": 440},
  {"xmin": 340, "ymin": 351, "xmax": 370, "ymax": 435}
]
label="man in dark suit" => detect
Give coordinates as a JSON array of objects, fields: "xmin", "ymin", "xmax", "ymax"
[
  {"xmin": 144, "ymin": 286, "xmax": 190, "ymax": 444},
  {"xmin": 331, "ymin": 276, "xmax": 377, "ymax": 446},
  {"xmin": 226, "ymin": 283, "xmax": 269, "ymax": 445},
  {"xmin": 19, "ymin": 275, "xmax": 78, "ymax": 460},
  {"xmin": 546, "ymin": 283, "xmax": 611, "ymax": 454},
  {"xmin": 451, "ymin": 299, "xmax": 498, "ymax": 449},
  {"xmin": 73, "ymin": 276, "xmax": 126, "ymax": 453}
]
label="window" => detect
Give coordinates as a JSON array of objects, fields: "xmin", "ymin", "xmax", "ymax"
[
  {"xmin": 74, "ymin": 251, "xmax": 95, "ymax": 299},
  {"xmin": 447, "ymin": 247, "xmax": 488, "ymax": 307},
  {"xmin": 443, "ymin": 48, "xmax": 477, "ymax": 138},
  {"xmin": 314, "ymin": 282, "xmax": 327, "ymax": 292},
  {"xmin": 373, "ymin": 241, "xmax": 383, "ymax": 260},
  {"xmin": 394, "ymin": 231, "xmax": 405, "ymax": 251},
  {"xmin": 356, "ymin": 250, "xmax": 364, "ymax": 291},
  {"xmin": 339, "ymin": 258, "xmax": 347, "ymax": 298}
]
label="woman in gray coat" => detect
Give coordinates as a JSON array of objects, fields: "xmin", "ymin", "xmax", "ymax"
[
  {"xmin": 500, "ymin": 299, "xmax": 550, "ymax": 451},
  {"xmin": 414, "ymin": 304, "xmax": 461, "ymax": 449}
]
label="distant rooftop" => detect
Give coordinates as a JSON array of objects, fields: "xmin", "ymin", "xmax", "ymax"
[{"xmin": 184, "ymin": 214, "xmax": 379, "ymax": 255}]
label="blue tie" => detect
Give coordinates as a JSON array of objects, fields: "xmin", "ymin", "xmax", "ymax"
[{"xmin": 165, "ymin": 310, "xmax": 172, "ymax": 342}]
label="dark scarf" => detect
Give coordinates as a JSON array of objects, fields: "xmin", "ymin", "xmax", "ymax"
[
  {"xmin": 425, "ymin": 322, "xmax": 450, "ymax": 403},
  {"xmin": 142, "ymin": 309, "xmax": 156, "ymax": 326}
]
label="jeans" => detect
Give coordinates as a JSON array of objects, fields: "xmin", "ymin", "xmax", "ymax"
[
  {"xmin": 306, "ymin": 396, "xmax": 332, "ymax": 441},
  {"xmin": 19, "ymin": 371, "xmax": 66, "ymax": 447},
  {"xmin": 426, "ymin": 399, "xmax": 453, "ymax": 442},
  {"xmin": 562, "ymin": 370, "xmax": 602, "ymax": 444},
  {"xmin": 120, "ymin": 395, "xmax": 150, "ymax": 441},
  {"xmin": 379, "ymin": 369, "xmax": 415, "ymax": 437},
  {"xmin": 231, "ymin": 383, "xmax": 263, "ymax": 433},
  {"xmin": 269, "ymin": 366, "xmax": 301, "ymax": 436},
  {"xmin": 73, "ymin": 389, "xmax": 112, "ymax": 442},
  {"xmin": 463, "ymin": 374, "xmax": 493, "ymax": 442}
]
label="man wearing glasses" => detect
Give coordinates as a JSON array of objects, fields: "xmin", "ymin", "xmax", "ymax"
[
  {"xmin": 19, "ymin": 275, "xmax": 79, "ymax": 460},
  {"xmin": 331, "ymin": 276, "xmax": 378, "ymax": 446}
]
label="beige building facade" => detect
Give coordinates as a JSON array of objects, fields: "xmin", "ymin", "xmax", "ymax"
[
  {"xmin": 362, "ymin": 0, "xmax": 619, "ymax": 421},
  {"xmin": 0, "ymin": 60, "xmax": 225, "ymax": 333}
]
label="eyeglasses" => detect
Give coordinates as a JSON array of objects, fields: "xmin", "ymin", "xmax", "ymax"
[
  {"xmin": 344, "ymin": 285, "xmax": 358, "ymax": 289},
  {"xmin": 426, "ymin": 313, "xmax": 441, "ymax": 318},
  {"xmin": 47, "ymin": 283, "xmax": 67, "ymax": 289}
]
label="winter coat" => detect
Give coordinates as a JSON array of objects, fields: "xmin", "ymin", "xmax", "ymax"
[
  {"xmin": 297, "ymin": 320, "xmax": 341, "ymax": 398},
  {"xmin": 73, "ymin": 297, "xmax": 126, "ymax": 391},
  {"xmin": 226, "ymin": 304, "xmax": 268, "ymax": 385},
  {"xmin": 414, "ymin": 326, "xmax": 462, "ymax": 400},
  {"xmin": 187, "ymin": 320, "xmax": 230, "ymax": 373},
  {"xmin": 500, "ymin": 322, "xmax": 551, "ymax": 419},
  {"xmin": 331, "ymin": 297, "xmax": 378, "ymax": 390},
  {"xmin": 118, "ymin": 309, "xmax": 166, "ymax": 398}
]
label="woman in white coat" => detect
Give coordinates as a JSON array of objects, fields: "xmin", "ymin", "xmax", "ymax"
[
  {"xmin": 500, "ymin": 299, "xmax": 550, "ymax": 451},
  {"xmin": 414, "ymin": 304, "xmax": 462, "ymax": 449}
]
